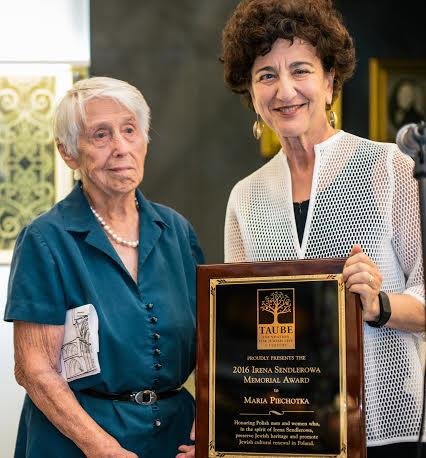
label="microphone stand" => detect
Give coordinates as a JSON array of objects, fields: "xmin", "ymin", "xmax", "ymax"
[{"xmin": 410, "ymin": 121, "xmax": 426, "ymax": 458}]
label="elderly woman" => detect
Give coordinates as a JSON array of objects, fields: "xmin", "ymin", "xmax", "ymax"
[
  {"xmin": 5, "ymin": 77, "xmax": 202, "ymax": 457},
  {"xmin": 222, "ymin": 1, "xmax": 425, "ymax": 457}
]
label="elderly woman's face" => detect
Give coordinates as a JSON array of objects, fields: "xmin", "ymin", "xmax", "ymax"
[
  {"xmin": 250, "ymin": 38, "xmax": 334, "ymax": 141},
  {"xmin": 74, "ymin": 97, "xmax": 147, "ymax": 196}
]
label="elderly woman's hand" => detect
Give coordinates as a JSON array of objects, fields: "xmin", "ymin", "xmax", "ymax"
[
  {"xmin": 176, "ymin": 444, "xmax": 195, "ymax": 458},
  {"xmin": 85, "ymin": 437, "xmax": 139, "ymax": 458},
  {"xmin": 176, "ymin": 420, "xmax": 195, "ymax": 458},
  {"xmin": 88, "ymin": 444, "xmax": 138, "ymax": 458},
  {"xmin": 342, "ymin": 244, "xmax": 383, "ymax": 322}
]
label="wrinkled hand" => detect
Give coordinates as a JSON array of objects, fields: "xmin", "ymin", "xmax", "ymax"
[
  {"xmin": 342, "ymin": 245, "xmax": 383, "ymax": 322},
  {"xmin": 86, "ymin": 441, "xmax": 138, "ymax": 458},
  {"xmin": 176, "ymin": 420, "xmax": 195, "ymax": 458},
  {"xmin": 112, "ymin": 451, "xmax": 138, "ymax": 458}
]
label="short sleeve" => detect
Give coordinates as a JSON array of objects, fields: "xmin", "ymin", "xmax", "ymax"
[
  {"xmin": 4, "ymin": 225, "xmax": 67, "ymax": 324},
  {"xmin": 188, "ymin": 222, "xmax": 205, "ymax": 265}
]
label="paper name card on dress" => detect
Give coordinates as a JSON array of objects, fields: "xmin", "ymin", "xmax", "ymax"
[{"xmin": 59, "ymin": 304, "xmax": 101, "ymax": 382}]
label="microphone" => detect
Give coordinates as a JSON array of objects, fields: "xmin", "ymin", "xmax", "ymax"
[{"xmin": 396, "ymin": 122, "xmax": 425, "ymax": 157}]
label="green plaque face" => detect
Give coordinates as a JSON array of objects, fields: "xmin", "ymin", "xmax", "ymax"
[{"xmin": 196, "ymin": 260, "xmax": 365, "ymax": 458}]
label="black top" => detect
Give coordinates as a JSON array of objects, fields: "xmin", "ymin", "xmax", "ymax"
[{"xmin": 293, "ymin": 200, "xmax": 309, "ymax": 245}]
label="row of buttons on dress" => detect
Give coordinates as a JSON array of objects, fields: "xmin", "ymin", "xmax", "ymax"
[
  {"xmin": 147, "ymin": 302, "xmax": 162, "ymax": 428},
  {"xmin": 147, "ymin": 303, "xmax": 162, "ymax": 369}
]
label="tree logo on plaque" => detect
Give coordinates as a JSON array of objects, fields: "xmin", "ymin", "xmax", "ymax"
[{"xmin": 257, "ymin": 289, "xmax": 295, "ymax": 350}]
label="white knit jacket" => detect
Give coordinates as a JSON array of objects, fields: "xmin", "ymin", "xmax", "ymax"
[{"xmin": 225, "ymin": 130, "xmax": 425, "ymax": 446}]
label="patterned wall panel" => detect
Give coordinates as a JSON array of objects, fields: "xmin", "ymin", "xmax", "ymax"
[
  {"xmin": 0, "ymin": 76, "xmax": 56, "ymax": 253},
  {"xmin": 0, "ymin": 65, "xmax": 82, "ymax": 263}
]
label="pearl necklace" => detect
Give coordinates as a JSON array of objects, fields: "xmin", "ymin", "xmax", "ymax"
[{"xmin": 89, "ymin": 199, "xmax": 139, "ymax": 248}]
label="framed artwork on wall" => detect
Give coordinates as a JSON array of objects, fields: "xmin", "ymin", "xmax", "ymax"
[
  {"xmin": 369, "ymin": 58, "xmax": 426, "ymax": 142},
  {"xmin": 259, "ymin": 93, "xmax": 342, "ymax": 159}
]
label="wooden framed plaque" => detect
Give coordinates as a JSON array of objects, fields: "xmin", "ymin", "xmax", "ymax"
[{"xmin": 196, "ymin": 259, "xmax": 366, "ymax": 458}]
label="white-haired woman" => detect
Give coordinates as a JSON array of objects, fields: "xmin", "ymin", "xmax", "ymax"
[{"xmin": 5, "ymin": 77, "xmax": 202, "ymax": 458}]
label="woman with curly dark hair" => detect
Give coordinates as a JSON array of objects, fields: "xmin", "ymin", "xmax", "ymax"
[{"xmin": 221, "ymin": 1, "xmax": 425, "ymax": 457}]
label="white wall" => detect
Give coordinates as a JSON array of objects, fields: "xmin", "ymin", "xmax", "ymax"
[
  {"xmin": 0, "ymin": 265, "xmax": 24, "ymax": 458},
  {"xmin": 0, "ymin": 0, "xmax": 90, "ymax": 64}
]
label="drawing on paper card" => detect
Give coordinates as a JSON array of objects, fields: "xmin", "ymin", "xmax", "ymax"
[{"xmin": 61, "ymin": 308, "xmax": 96, "ymax": 379}]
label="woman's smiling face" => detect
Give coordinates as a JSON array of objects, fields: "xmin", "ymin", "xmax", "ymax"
[{"xmin": 250, "ymin": 38, "xmax": 334, "ymax": 142}]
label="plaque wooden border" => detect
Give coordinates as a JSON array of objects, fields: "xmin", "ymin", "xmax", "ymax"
[{"xmin": 196, "ymin": 259, "xmax": 366, "ymax": 458}]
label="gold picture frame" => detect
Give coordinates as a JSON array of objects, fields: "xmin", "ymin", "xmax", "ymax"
[
  {"xmin": 260, "ymin": 94, "xmax": 342, "ymax": 159},
  {"xmin": 369, "ymin": 58, "xmax": 426, "ymax": 142}
]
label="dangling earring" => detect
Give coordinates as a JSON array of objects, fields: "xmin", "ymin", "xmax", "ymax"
[
  {"xmin": 328, "ymin": 110, "xmax": 337, "ymax": 129},
  {"xmin": 73, "ymin": 169, "xmax": 82, "ymax": 181},
  {"xmin": 252, "ymin": 114, "xmax": 264, "ymax": 140}
]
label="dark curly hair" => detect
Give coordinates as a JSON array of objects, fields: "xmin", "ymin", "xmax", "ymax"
[{"xmin": 221, "ymin": 0, "xmax": 356, "ymax": 109}]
